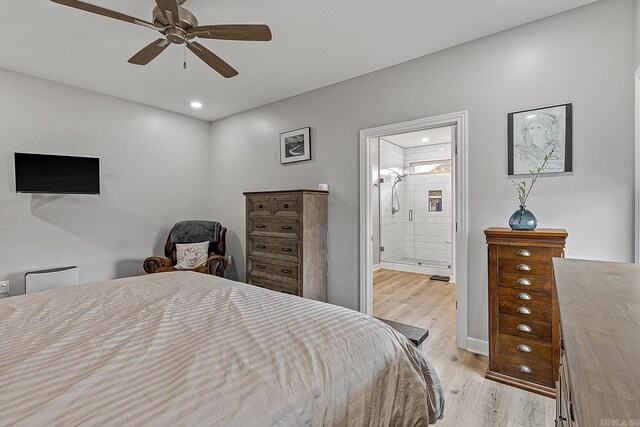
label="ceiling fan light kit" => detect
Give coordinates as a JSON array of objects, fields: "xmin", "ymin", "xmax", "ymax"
[{"xmin": 51, "ymin": 0, "xmax": 272, "ymax": 78}]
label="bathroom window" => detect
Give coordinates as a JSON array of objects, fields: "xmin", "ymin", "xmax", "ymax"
[{"xmin": 409, "ymin": 159, "xmax": 452, "ymax": 175}]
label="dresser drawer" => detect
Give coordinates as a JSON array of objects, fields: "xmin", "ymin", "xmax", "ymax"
[
  {"xmin": 247, "ymin": 275, "xmax": 300, "ymax": 296},
  {"xmin": 498, "ymin": 258, "xmax": 552, "ymax": 277},
  {"xmin": 247, "ymin": 195, "xmax": 273, "ymax": 216},
  {"xmin": 498, "ymin": 246, "xmax": 552, "ymax": 261},
  {"xmin": 273, "ymin": 195, "xmax": 301, "ymax": 216},
  {"xmin": 248, "ymin": 237, "xmax": 300, "ymax": 262},
  {"xmin": 498, "ymin": 287, "xmax": 550, "ymax": 308},
  {"xmin": 248, "ymin": 257, "xmax": 300, "ymax": 285},
  {"xmin": 498, "ymin": 334, "xmax": 552, "ymax": 364},
  {"xmin": 495, "ymin": 354, "xmax": 554, "ymax": 387},
  {"xmin": 499, "ymin": 299, "xmax": 552, "ymax": 323},
  {"xmin": 499, "ymin": 315, "xmax": 552, "ymax": 342},
  {"xmin": 498, "ymin": 273, "xmax": 552, "ymax": 293},
  {"xmin": 248, "ymin": 217, "xmax": 300, "ymax": 238}
]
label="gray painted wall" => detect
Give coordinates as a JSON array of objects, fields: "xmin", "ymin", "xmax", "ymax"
[
  {"xmin": 209, "ymin": 0, "xmax": 636, "ymax": 343},
  {"xmin": 0, "ymin": 69, "xmax": 211, "ymax": 295}
]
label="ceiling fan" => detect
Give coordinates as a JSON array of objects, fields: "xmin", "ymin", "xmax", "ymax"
[{"xmin": 51, "ymin": 0, "xmax": 273, "ymax": 78}]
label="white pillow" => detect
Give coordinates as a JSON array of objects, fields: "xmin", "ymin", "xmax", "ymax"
[{"xmin": 175, "ymin": 241, "xmax": 210, "ymax": 270}]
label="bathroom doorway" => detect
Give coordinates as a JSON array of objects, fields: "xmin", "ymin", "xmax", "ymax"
[{"xmin": 359, "ymin": 111, "xmax": 469, "ymax": 351}]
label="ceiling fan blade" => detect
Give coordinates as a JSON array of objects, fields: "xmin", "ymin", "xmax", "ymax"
[
  {"xmin": 155, "ymin": 0, "xmax": 180, "ymax": 25},
  {"xmin": 51, "ymin": 0, "xmax": 157, "ymax": 30},
  {"xmin": 128, "ymin": 39, "xmax": 171, "ymax": 65},
  {"xmin": 187, "ymin": 42, "xmax": 238, "ymax": 78},
  {"xmin": 188, "ymin": 25, "xmax": 272, "ymax": 41}
]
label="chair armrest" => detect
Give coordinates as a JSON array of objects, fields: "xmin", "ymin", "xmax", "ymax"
[
  {"xmin": 206, "ymin": 255, "xmax": 228, "ymax": 277},
  {"xmin": 144, "ymin": 256, "xmax": 173, "ymax": 274}
]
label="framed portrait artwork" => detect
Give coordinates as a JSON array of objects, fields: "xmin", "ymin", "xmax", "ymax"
[
  {"xmin": 507, "ymin": 103, "xmax": 573, "ymax": 175},
  {"xmin": 280, "ymin": 127, "xmax": 311, "ymax": 164}
]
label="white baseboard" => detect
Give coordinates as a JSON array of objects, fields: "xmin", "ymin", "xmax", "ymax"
[
  {"xmin": 467, "ymin": 337, "xmax": 489, "ymax": 356},
  {"xmin": 372, "ymin": 263, "xmax": 381, "ymax": 271}
]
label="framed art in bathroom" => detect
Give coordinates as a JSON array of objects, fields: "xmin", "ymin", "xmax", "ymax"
[
  {"xmin": 280, "ymin": 127, "xmax": 311, "ymax": 164},
  {"xmin": 507, "ymin": 103, "xmax": 573, "ymax": 175}
]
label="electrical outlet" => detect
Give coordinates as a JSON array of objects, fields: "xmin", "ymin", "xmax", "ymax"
[
  {"xmin": 0, "ymin": 281, "xmax": 9, "ymax": 295},
  {"xmin": 227, "ymin": 255, "xmax": 234, "ymax": 266}
]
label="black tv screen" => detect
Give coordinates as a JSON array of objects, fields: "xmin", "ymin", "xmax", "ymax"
[{"xmin": 15, "ymin": 153, "xmax": 100, "ymax": 195}]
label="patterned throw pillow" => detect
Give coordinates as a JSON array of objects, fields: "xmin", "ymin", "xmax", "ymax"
[{"xmin": 175, "ymin": 241, "xmax": 210, "ymax": 270}]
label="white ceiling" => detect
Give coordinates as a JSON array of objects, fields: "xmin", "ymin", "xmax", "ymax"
[
  {"xmin": 385, "ymin": 126, "xmax": 455, "ymax": 148},
  {"xmin": 0, "ymin": 0, "xmax": 597, "ymax": 121}
]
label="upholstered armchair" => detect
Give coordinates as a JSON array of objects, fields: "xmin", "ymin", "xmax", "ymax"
[{"xmin": 143, "ymin": 220, "xmax": 228, "ymax": 277}]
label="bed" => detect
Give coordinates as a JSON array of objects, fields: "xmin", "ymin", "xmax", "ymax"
[{"xmin": 0, "ymin": 272, "xmax": 444, "ymax": 426}]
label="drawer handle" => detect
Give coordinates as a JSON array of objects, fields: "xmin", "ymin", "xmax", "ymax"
[
  {"xmin": 281, "ymin": 226, "xmax": 293, "ymax": 230},
  {"xmin": 517, "ymin": 365, "xmax": 532, "ymax": 374},
  {"xmin": 517, "ymin": 293, "xmax": 532, "ymax": 300},
  {"xmin": 281, "ymin": 269, "xmax": 292, "ymax": 274},
  {"xmin": 517, "ymin": 324, "xmax": 532, "ymax": 333},
  {"xmin": 516, "ymin": 264, "xmax": 531, "ymax": 271},
  {"xmin": 256, "ymin": 265, "xmax": 266, "ymax": 270},
  {"xmin": 256, "ymin": 245, "xmax": 266, "ymax": 249},
  {"xmin": 516, "ymin": 278, "xmax": 531, "ymax": 286},
  {"xmin": 516, "ymin": 307, "xmax": 531, "ymax": 315},
  {"xmin": 516, "ymin": 250, "xmax": 531, "ymax": 257},
  {"xmin": 283, "ymin": 203, "xmax": 289, "ymax": 208},
  {"xmin": 517, "ymin": 344, "xmax": 532, "ymax": 353},
  {"xmin": 256, "ymin": 225, "xmax": 266, "ymax": 229},
  {"xmin": 281, "ymin": 248, "xmax": 293, "ymax": 252},
  {"xmin": 258, "ymin": 204, "xmax": 264, "ymax": 209}
]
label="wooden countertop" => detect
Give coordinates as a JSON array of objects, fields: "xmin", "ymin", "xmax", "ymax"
[{"xmin": 553, "ymin": 258, "xmax": 640, "ymax": 426}]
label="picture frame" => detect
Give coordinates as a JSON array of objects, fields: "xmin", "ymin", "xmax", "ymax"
[
  {"xmin": 507, "ymin": 103, "xmax": 573, "ymax": 175},
  {"xmin": 280, "ymin": 127, "xmax": 311, "ymax": 164}
]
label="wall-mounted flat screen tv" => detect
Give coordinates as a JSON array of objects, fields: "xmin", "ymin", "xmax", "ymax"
[{"xmin": 15, "ymin": 153, "xmax": 100, "ymax": 195}]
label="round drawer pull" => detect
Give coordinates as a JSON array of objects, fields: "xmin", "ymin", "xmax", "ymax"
[
  {"xmin": 281, "ymin": 269, "xmax": 292, "ymax": 274},
  {"xmin": 516, "ymin": 278, "xmax": 531, "ymax": 286},
  {"xmin": 517, "ymin": 324, "xmax": 532, "ymax": 333},
  {"xmin": 256, "ymin": 245, "xmax": 266, "ymax": 249},
  {"xmin": 517, "ymin": 344, "xmax": 532, "ymax": 353},
  {"xmin": 516, "ymin": 307, "xmax": 531, "ymax": 315},
  {"xmin": 516, "ymin": 264, "xmax": 531, "ymax": 271},
  {"xmin": 281, "ymin": 248, "xmax": 293, "ymax": 252},
  {"xmin": 258, "ymin": 204, "xmax": 264, "ymax": 209},
  {"xmin": 284, "ymin": 203, "xmax": 289, "ymax": 208},
  {"xmin": 516, "ymin": 249, "xmax": 531, "ymax": 257},
  {"xmin": 517, "ymin": 365, "xmax": 532, "ymax": 374},
  {"xmin": 517, "ymin": 293, "xmax": 532, "ymax": 300},
  {"xmin": 281, "ymin": 226, "xmax": 293, "ymax": 230}
]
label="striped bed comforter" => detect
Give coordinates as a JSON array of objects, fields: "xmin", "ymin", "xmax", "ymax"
[{"xmin": 0, "ymin": 272, "xmax": 444, "ymax": 426}]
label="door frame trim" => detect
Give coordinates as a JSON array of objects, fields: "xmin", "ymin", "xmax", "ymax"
[
  {"xmin": 359, "ymin": 111, "xmax": 469, "ymax": 350},
  {"xmin": 634, "ymin": 67, "xmax": 640, "ymax": 263}
]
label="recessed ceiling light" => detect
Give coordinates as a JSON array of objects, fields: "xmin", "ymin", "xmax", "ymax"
[
  {"xmin": 190, "ymin": 101, "xmax": 203, "ymax": 109},
  {"xmin": 422, "ymin": 137, "xmax": 430, "ymax": 142}
]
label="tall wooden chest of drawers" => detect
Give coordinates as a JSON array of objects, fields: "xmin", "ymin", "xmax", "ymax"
[
  {"xmin": 244, "ymin": 189, "xmax": 328, "ymax": 301},
  {"xmin": 485, "ymin": 227, "xmax": 567, "ymax": 398}
]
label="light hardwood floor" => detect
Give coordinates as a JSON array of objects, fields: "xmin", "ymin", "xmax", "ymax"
[{"xmin": 373, "ymin": 269, "xmax": 555, "ymax": 427}]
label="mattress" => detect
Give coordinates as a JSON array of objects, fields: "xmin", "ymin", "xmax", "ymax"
[{"xmin": 0, "ymin": 272, "xmax": 444, "ymax": 426}]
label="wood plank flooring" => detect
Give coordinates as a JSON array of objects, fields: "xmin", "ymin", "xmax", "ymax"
[{"xmin": 373, "ymin": 269, "xmax": 555, "ymax": 427}]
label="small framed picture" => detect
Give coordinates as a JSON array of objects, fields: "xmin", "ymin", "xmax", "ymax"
[
  {"xmin": 507, "ymin": 103, "xmax": 573, "ymax": 175},
  {"xmin": 280, "ymin": 127, "xmax": 311, "ymax": 164}
]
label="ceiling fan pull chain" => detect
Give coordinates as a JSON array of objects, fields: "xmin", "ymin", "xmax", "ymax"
[{"xmin": 183, "ymin": 44, "xmax": 187, "ymax": 70}]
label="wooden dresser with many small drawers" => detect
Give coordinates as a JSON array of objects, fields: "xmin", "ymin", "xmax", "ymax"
[
  {"xmin": 485, "ymin": 227, "xmax": 568, "ymax": 398},
  {"xmin": 244, "ymin": 189, "xmax": 328, "ymax": 301}
]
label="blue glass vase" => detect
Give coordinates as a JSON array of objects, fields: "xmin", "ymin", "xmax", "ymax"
[{"xmin": 509, "ymin": 205, "xmax": 537, "ymax": 230}]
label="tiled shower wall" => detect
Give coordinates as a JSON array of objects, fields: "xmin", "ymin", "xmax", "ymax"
[
  {"xmin": 404, "ymin": 144, "xmax": 452, "ymax": 268},
  {"xmin": 379, "ymin": 139, "xmax": 405, "ymax": 262},
  {"xmin": 378, "ymin": 141, "xmax": 453, "ymax": 276}
]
